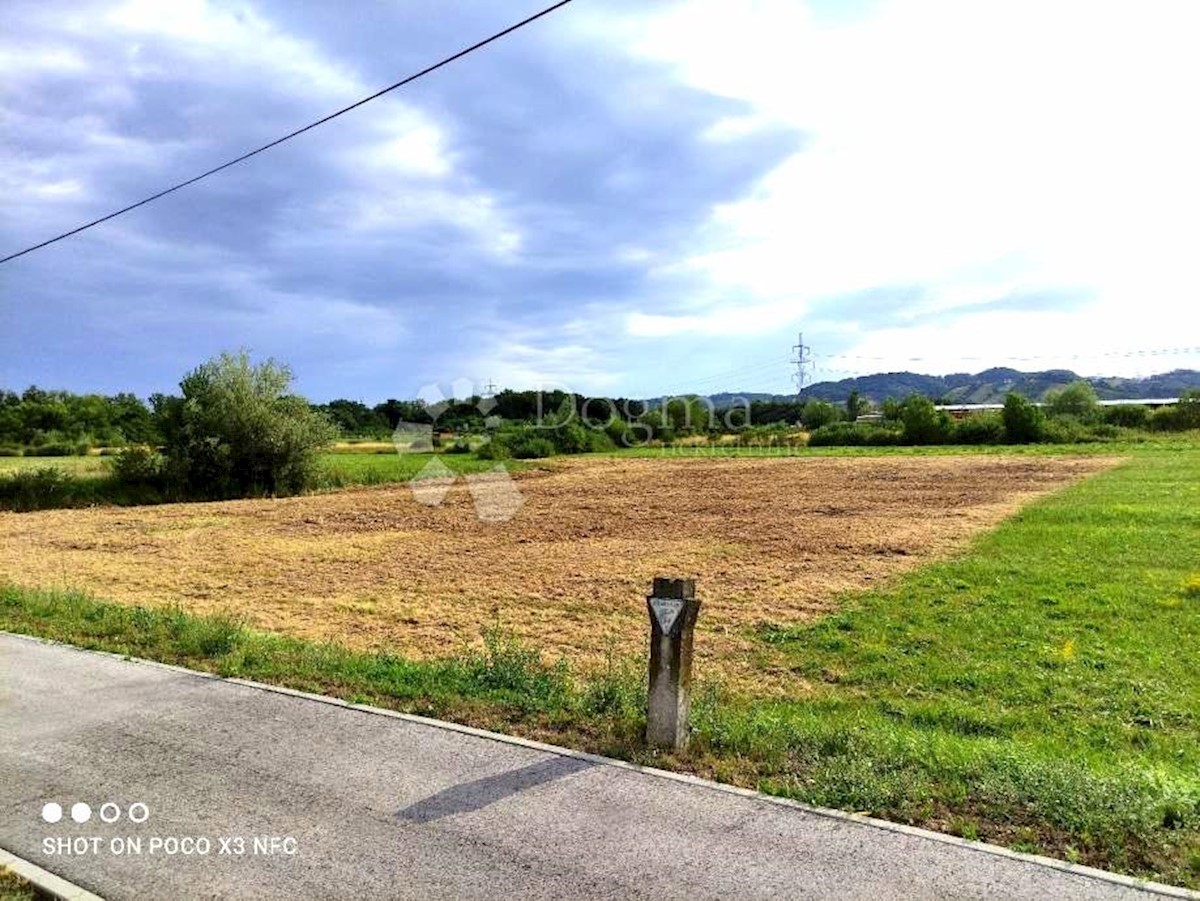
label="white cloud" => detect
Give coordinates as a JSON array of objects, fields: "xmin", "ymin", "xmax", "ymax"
[{"xmin": 616, "ymin": 0, "xmax": 1200, "ymax": 375}]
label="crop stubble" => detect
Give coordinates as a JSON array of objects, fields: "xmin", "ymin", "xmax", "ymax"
[{"xmin": 0, "ymin": 454, "xmax": 1114, "ymax": 688}]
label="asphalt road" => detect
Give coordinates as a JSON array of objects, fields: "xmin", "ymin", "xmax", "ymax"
[{"xmin": 0, "ymin": 632, "xmax": 1188, "ymax": 901}]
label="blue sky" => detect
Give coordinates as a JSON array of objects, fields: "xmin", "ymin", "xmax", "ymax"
[{"xmin": 3, "ymin": 0, "xmax": 1198, "ymax": 402}]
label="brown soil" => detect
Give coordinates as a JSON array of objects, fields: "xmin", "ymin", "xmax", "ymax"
[{"xmin": 0, "ymin": 454, "xmax": 1115, "ymax": 689}]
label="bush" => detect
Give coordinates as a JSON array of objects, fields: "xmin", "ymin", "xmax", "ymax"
[
  {"xmin": 1042, "ymin": 416, "xmax": 1095, "ymax": 444},
  {"xmin": 807, "ymin": 422, "xmax": 902, "ymax": 446},
  {"xmin": 801, "ymin": 399, "xmax": 841, "ymax": 430},
  {"xmin": 509, "ymin": 435, "xmax": 556, "ymax": 459},
  {"xmin": 155, "ymin": 351, "xmax": 336, "ymax": 499},
  {"xmin": 1002, "ymin": 393, "xmax": 1045, "ymax": 443},
  {"xmin": 112, "ymin": 445, "xmax": 166, "ymax": 486},
  {"xmin": 0, "ymin": 467, "xmax": 81, "ymax": 511},
  {"xmin": 1045, "ymin": 381, "xmax": 1100, "ymax": 422},
  {"xmin": 951, "ymin": 413, "xmax": 1004, "ymax": 445},
  {"xmin": 33, "ymin": 443, "xmax": 75, "ymax": 457},
  {"xmin": 0, "ymin": 445, "xmax": 21, "ymax": 457},
  {"xmin": 476, "ymin": 438, "xmax": 511, "ymax": 461},
  {"xmin": 479, "ymin": 427, "xmax": 556, "ymax": 460},
  {"xmin": 899, "ymin": 395, "xmax": 952, "ymax": 444},
  {"xmin": 445, "ymin": 438, "xmax": 472, "ymax": 455},
  {"xmin": 1148, "ymin": 391, "xmax": 1200, "ymax": 432},
  {"xmin": 1102, "ymin": 404, "xmax": 1149, "ymax": 429}
]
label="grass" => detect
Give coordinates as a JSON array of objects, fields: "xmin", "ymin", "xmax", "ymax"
[
  {"xmin": 0, "ymin": 451, "xmax": 518, "ymax": 511},
  {"xmin": 735, "ymin": 450, "xmax": 1200, "ymax": 882},
  {"xmin": 0, "ymin": 868, "xmax": 34, "ymax": 901},
  {"xmin": 313, "ymin": 451, "xmax": 526, "ymax": 487},
  {"xmin": 0, "ymin": 455, "xmax": 112, "ymax": 477},
  {"xmin": 2, "ymin": 447, "xmax": 1198, "ymax": 886},
  {"xmin": 614, "ymin": 431, "xmax": 1200, "ymax": 458}
]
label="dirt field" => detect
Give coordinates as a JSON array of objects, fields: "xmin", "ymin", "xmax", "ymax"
[{"xmin": 0, "ymin": 454, "xmax": 1115, "ymax": 688}]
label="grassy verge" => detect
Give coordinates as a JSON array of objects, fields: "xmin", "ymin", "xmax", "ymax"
[{"xmin": 2, "ymin": 450, "xmax": 1198, "ymax": 886}]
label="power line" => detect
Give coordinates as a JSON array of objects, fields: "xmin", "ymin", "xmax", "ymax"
[
  {"xmin": 0, "ymin": 0, "xmax": 575, "ymax": 266},
  {"xmin": 814, "ymin": 345, "xmax": 1200, "ymax": 363}
]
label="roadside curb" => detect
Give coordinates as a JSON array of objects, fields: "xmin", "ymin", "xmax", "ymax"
[
  {"xmin": 0, "ymin": 846, "xmax": 105, "ymax": 901},
  {"xmin": 5, "ymin": 630, "xmax": 1198, "ymax": 900}
]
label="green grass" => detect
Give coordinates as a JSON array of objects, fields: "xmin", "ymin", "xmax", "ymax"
[
  {"xmin": 0, "ymin": 455, "xmax": 112, "ymax": 477},
  {"xmin": 313, "ymin": 451, "xmax": 526, "ymax": 488},
  {"xmin": 2, "ymin": 447, "xmax": 1198, "ymax": 886},
  {"xmin": 612, "ymin": 431, "xmax": 1200, "ymax": 458},
  {"xmin": 0, "ymin": 451, "xmax": 522, "ymax": 511},
  {"xmin": 730, "ymin": 450, "xmax": 1200, "ymax": 882}
]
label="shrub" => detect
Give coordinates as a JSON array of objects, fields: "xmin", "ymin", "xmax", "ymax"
[
  {"xmin": 807, "ymin": 422, "xmax": 902, "ymax": 446},
  {"xmin": 1042, "ymin": 416, "xmax": 1094, "ymax": 444},
  {"xmin": 112, "ymin": 445, "xmax": 166, "ymax": 486},
  {"xmin": 1149, "ymin": 391, "xmax": 1200, "ymax": 432},
  {"xmin": 801, "ymin": 399, "xmax": 841, "ymax": 430},
  {"xmin": 155, "ymin": 351, "xmax": 336, "ymax": 499},
  {"xmin": 1045, "ymin": 381, "xmax": 1100, "ymax": 422},
  {"xmin": 509, "ymin": 435, "xmax": 556, "ymax": 459},
  {"xmin": 546, "ymin": 420, "xmax": 592, "ymax": 454},
  {"xmin": 476, "ymin": 438, "xmax": 511, "ymax": 461},
  {"xmin": 1102, "ymin": 404, "xmax": 1149, "ymax": 429},
  {"xmin": 0, "ymin": 445, "xmax": 21, "ymax": 457},
  {"xmin": 1002, "ymin": 393, "xmax": 1045, "ymax": 443},
  {"xmin": 34, "ymin": 443, "xmax": 75, "ymax": 457},
  {"xmin": 952, "ymin": 413, "xmax": 1004, "ymax": 445},
  {"xmin": 1046, "ymin": 381, "xmax": 1099, "ymax": 422},
  {"xmin": 479, "ymin": 427, "xmax": 556, "ymax": 460},
  {"xmin": 0, "ymin": 467, "xmax": 81, "ymax": 511},
  {"xmin": 899, "ymin": 395, "xmax": 952, "ymax": 444},
  {"xmin": 445, "ymin": 438, "xmax": 472, "ymax": 455}
]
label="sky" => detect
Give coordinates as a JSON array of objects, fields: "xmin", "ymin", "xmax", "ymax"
[{"xmin": 2, "ymin": 0, "xmax": 1199, "ymax": 403}]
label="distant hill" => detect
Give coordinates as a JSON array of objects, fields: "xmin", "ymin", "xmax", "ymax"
[
  {"xmin": 796, "ymin": 368, "xmax": 1200, "ymax": 405},
  {"xmin": 645, "ymin": 369, "xmax": 1200, "ymax": 407}
]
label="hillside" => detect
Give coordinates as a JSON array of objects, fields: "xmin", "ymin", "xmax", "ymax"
[
  {"xmin": 681, "ymin": 369, "xmax": 1200, "ymax": 406},
  {"xmin": 798, "ymin": 368, "xmax": 1200, "ymax": 404}
]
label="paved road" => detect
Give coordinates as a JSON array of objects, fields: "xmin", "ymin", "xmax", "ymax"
[{"xmin": 0, "ymin": 633, "xmax": 1188, "ymax": 901}]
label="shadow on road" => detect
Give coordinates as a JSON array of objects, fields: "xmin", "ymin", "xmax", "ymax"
[{"xmin": 397, "ymin": 755, "xmax": 597, "ymax": 824}]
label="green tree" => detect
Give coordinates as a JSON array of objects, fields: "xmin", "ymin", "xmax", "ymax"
[
  {"xmin": 845, "ymin": 390, "xmax": 868, "ymax": 422},
  {"xmin": 899, "ymin": 395, "xmax": 951, "ymax": 444},
  {"xmin": 157, "ymin": 352, "xmax": 335, "ymax": 499},
  {"xmin": 1045, "ymin": 380, "xmax": 1099, "ymax": 421},
  {"xmin": 1002, "ymin": 393, "xmax": 1045, "ymax": 443},
  {"xmin": 801, "ymin": 399, "xmax": 840, "ymax": 430}
]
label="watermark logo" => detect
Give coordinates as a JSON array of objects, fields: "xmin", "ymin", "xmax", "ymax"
[
  {"xmin": 394, "ymin": 379, "xmax": 521, "ymax": 523},
  {"xmin": 38, "ymin": 799, "xmax": 298, "ymax": 859}
]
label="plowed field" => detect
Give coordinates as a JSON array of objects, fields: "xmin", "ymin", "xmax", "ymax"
[{"xmin": 0, "ymin": 454, "xmax": 1115, "ymax": 687}]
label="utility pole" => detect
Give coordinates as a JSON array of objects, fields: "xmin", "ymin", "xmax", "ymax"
[
  {"xmin": 482, "ymin": 379, "xmax": 498, "ymax": 395},
  {"xmin": 791, "ymin": 332, "xmax": 812, "ymax": 394}
]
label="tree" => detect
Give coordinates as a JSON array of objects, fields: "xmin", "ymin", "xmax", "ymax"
[
  {"xmin": 801, "ymin": 399, "xmax": 840, "ymax": 430},
  {"xmin": 157, "ymin": 352, "xmax": 335, "ymax": 499},
  {"xmin": 1045, "ymin": 380, "xmax": 1099, "ymax": 421},
  {"xmin": 899, "ymin": 395, "xmax": 951, "ymax": 444},
  {"xmin": 1002, "ymin": 393, "xmax": 1045, "ymax": 443},
  {"xmin": 845, "ymin": 390, "xmax": 868, "ymax": 422}
]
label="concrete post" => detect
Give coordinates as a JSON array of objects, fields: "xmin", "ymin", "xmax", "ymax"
[{"xmin": 646, "ymin": 577, "xmax": 701, "ymax": 750}]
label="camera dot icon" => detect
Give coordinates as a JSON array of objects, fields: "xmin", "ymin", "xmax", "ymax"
[
  {"xmin": 41, "ymin": 802, "xmax": 62, "ymax": 824},
  {"xmin": 71, "ymin": 802, "xmax": 92, "ymax": 824}
]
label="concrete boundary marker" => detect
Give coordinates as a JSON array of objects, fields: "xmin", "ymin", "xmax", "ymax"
[
  {"xmin": 0, "ymin": 846, "xmax": 106, "ymax": 901},
  {"xmin": 4, "ymin": 630, "xmax": 1197, "ymax": 900}
]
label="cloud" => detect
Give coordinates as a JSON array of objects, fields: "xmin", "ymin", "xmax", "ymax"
[
  {"xmin": 615, "ymin": 0, "xmax": 1200, "ymax": 378},
  {"xmin": 2, "ymin": 0, "xmax": 1197, "ymax": 402}
]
